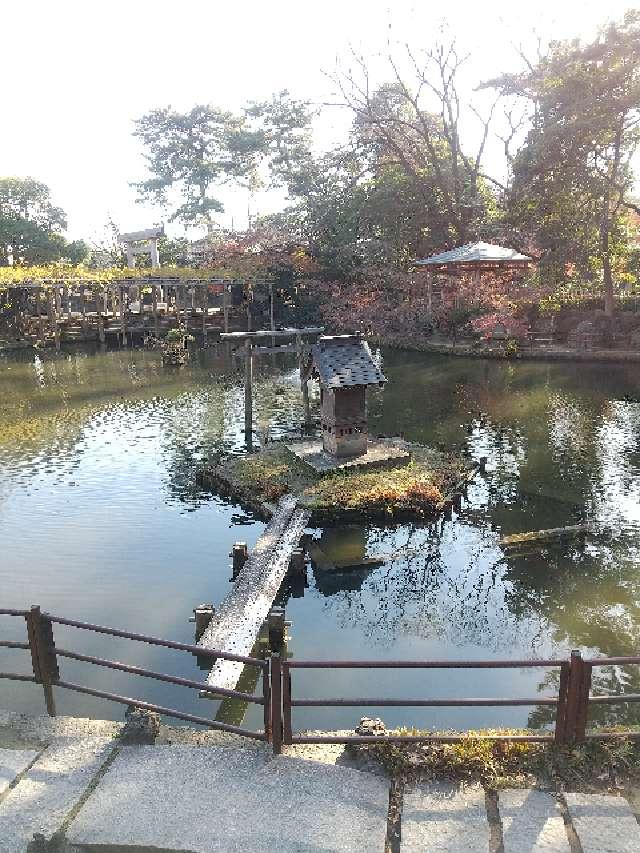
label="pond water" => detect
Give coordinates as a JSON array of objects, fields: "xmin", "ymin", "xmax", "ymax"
[{"xmin": 1, "ymin": 345, "xmax": 639, "ymax": 734}]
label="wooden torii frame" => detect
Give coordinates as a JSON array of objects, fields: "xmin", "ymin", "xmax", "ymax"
[{"xmin": 220, "ymin": 327, "xmax": 324, "ymax": 446}]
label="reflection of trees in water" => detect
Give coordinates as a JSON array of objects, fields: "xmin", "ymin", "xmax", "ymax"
[
  {"xmin": 161, "ymin": 366, "xmax": 312, "ymax": 507},
  {"xmin": 309, "ymin": 521, "xmax": 550, "ymax": 654},
  {"xmin": 590, "ymin": 400, "xmax": 640, "ymax": 530}
]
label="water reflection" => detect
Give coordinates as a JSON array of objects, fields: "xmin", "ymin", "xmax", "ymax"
[{"xmin": 1, "ymin": 347, "xmax": 640, "ymax": 730}]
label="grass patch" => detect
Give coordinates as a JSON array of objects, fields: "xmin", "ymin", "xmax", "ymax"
[
  {"xmin": 206, "ymin": 444, "xmax": 471, "ymax": 521},
  {"xmin": 352, "ymin": 728, "xmax": 640, "ymax": 789}
]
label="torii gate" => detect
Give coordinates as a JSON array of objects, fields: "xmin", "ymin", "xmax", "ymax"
[
  {"xmin": 220, "ymin": 327, "xmax": 324, "ymax": 448},
  {"xmin": 118, "ymin": 225, "xmax": 164, "ymax": 268}
]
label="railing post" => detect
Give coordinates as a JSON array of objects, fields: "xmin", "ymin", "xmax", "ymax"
[
  {"xmin": 282, "ymin": 662, "xmax": 293, "ymax": 745},
  {"xmin": 575, "ymin": 661, "xmax": 592, "ymax": 742},
  {"xmin": 25, "ymin": 605, "xmax": 59, "ymax": 717},
  {"xmin": 270, "ymin": 653, "xmax": 283, "ymax": 755},
  {"xmin": 564, "ymin": 650, "xmax": 589, "ymax": 744},
  {"xmin": 262, "ymin": 664, "xmax": 271, "ymax": 741},
  {"xmin": 555, "ymin": 660, "xmax": 570, "ymax": 745}
]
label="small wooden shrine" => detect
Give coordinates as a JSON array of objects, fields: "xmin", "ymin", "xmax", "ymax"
[{"xmin": 311, "ymin": 335, "xmax": 385, "ymax": 458}]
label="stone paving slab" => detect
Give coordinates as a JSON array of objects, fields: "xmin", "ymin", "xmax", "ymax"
[
  {"xmin": 500, "ymin": 789, "xmax": 570, "ymax": 851},
  {"xmin": 0, "ymin": 747, "xmax": 38, "ymax": 797},
  {"xmin": 0, "ymin": 737, "xmax": 114, "ymax": 853},
  {"xmin": 401, "ymin": 782, "xmax": 488, "ymax": 852},
  {"xmin": 68, "ymin": 745, "xmax": 389, "ymax": 852},
  {"xmin": 564, "ymin": 793, "xmax": 639, "ymax": 853}
]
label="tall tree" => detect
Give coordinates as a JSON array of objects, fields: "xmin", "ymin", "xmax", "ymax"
[
  {"xmin": 0, "ymin": 177, "xmax": 87, "ymax": 265},
  {"xmin": 491, "ymin": 12, "xmax": 640, "ymax": 314},
  {"xmin": 132, "ymin": 105, "xmax": 259, "ymax": 232},
  {"xmin": 330, "ymin": 39, "xmax": 499, "ymax": 247}
]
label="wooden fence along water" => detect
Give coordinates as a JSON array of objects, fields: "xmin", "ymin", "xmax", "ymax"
[
  {"xmin": 0, "ymin": 278, "xmax": 277, "ymax": 349},
  {"xmin": 3, "ymin": 606, "xmax": 640, "ymax": 754}
]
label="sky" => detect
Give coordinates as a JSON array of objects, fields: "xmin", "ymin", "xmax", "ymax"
[{"xmin": 1, "ymin": 0, "xmax": 636, "ymax": 243}]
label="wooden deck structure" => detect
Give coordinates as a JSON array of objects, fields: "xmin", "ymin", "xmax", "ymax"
[
  {"xmin": 1, "ymin": 278, "xmax": 275, "ymax": 349},
  {"xmin": 197, "ymin": 494, "xmax": 310, "ymax": 692}
]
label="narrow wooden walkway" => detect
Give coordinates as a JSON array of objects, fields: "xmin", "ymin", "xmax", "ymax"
[{"xmin": 198, "ymin": 494, "xmax": 311, "ymax": 691}]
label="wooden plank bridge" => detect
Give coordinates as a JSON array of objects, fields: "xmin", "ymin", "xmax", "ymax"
[{"xmin": 197, "ymin": 494, "xmax": 310, "ymax": 692}]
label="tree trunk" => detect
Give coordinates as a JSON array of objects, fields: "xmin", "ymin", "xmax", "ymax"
[{"xmin": 600, "ymin": 200, "xmax": 615, "ymax": 318}]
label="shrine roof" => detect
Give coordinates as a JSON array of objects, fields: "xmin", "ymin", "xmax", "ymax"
[{"xmin": 311, "ymin": 335, "xmax": 386, "ymax": 389}]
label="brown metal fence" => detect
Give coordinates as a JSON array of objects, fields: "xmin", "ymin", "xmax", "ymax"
[
  {"xmin": 3, "ymin": 607, "xmax": 640, "ymax": 755},
  {"xmin": 1, "ymin": 606, "xmax": 270, "ymax": 741}
]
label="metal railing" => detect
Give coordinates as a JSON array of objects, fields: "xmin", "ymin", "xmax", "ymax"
[
  {"xmin": 4, "ymin": 607, "xmax": 640, "ymax": 754},
  {"xmin": 0, "ymin": 606, "xmax": 270, "ymax": 742}
]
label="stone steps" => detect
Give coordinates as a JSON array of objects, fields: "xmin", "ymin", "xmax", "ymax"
[
  {"xmin": 400, "ymin": 784, "xmax": 639, "ymax": 852},
  {"xmin": 1, "ymin": 731, "xmax": 639, "ymax": 852},
  {"xmin": 0, "ymin": 738, "xmax": 116, "ymax": 853}
]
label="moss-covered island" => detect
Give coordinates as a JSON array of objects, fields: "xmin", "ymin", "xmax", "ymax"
[{"xmin": 200, "ymin": 442, "xmax": 474, "ymax": 523}]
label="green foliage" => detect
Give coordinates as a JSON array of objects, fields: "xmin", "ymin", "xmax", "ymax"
[
  {"xmin": 132, "ymin": 105, "xmax": 261, "ymax": 230},
  {"xmin": 491, "ymin": 11, "xmax": 640, "ymax": 312},
  {"xmin": 0, "ymin": 177, "xmax": 88, "ymax": 267}
]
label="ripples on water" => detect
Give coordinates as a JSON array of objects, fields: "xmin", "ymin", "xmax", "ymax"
[{"xmin": 1, "ymin": 346, "xmax": 639, "ymax": 731}]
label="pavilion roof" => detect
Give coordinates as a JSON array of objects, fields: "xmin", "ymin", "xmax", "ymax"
[{"xmin": 415, "ymin": 241, "xmax": 532, "ymax": 269}]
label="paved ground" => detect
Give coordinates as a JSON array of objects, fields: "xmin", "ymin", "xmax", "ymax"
[{"xmin": 1, "ymin": 713, "xmax": 639, "ymax": 852}]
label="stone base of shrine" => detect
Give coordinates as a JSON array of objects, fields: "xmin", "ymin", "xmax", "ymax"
[{"xmin": 285, "ymin": 438, "xmax": 411, "ymax": 475}]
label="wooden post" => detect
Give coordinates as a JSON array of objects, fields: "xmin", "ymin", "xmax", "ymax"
[
  {"xmin": 96, "ymin": 289, "xmax": 105, "ymax": 344},
  {"xmin": 175, "ymin": 285, "xmax": 181, "ymax": 328},
  {"xmin": 297, "ymin": 334, "xmax": 311, "ymax": 430},
  {"xmin": 63, "ymin": 285, "xmax": 71, "ymax": 319},
  {"xmin": 81, "ymin": 288, "xmax": 88, "ymax": 336},
  {"xmin": 223, "ymin": 284, "xmax": 230, "ymax": 334},
  {"xmin": 120, "ymin": 286, "xmax": 127, "ymax": 346},
  {"xmin": 201, "ymin": 286, "xmax": 207, "ymax": 342},
  {"xmin": 152, "ymin": 283, "xmax": 159, "ymax": 337},
  {"xmin": 192, "ymin": 603, "xmax": 215, "ymax": 643},
  {"xmin": 269, "ymin": 281, "xmax": 275, "ymax": 339},
  {"xmin": 25, "ymin": 605, "xmax": 58, "ymax": 717},
  {"xmin": 564, "ymin": 649, "xmax": 590, "ymax": 743},
  {"xmin": 231, "ymin": 542, "xmax": 249, "ymax": 579},
  {"xmin": 288, "ymin": 548, "xmax": 305, "ymax": 577},
  {"xmin": 36, "ymin": 287, "xmax": 44, "ymax": 343},
  {"xmin": 244, "ymin": 339, "xmax": 253, "ymax": 446},
  {"xmin": 53, "ymin": 287, "xmax": 61, "ymax": 351},
  {"xmin": 270, "ymin": 653, "xmax": 283, "ymax": 755}
]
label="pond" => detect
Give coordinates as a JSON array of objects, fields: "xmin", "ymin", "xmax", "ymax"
[{"xmin": 1, "ymin": 345, "xmax": 639, "ymax": 734}]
